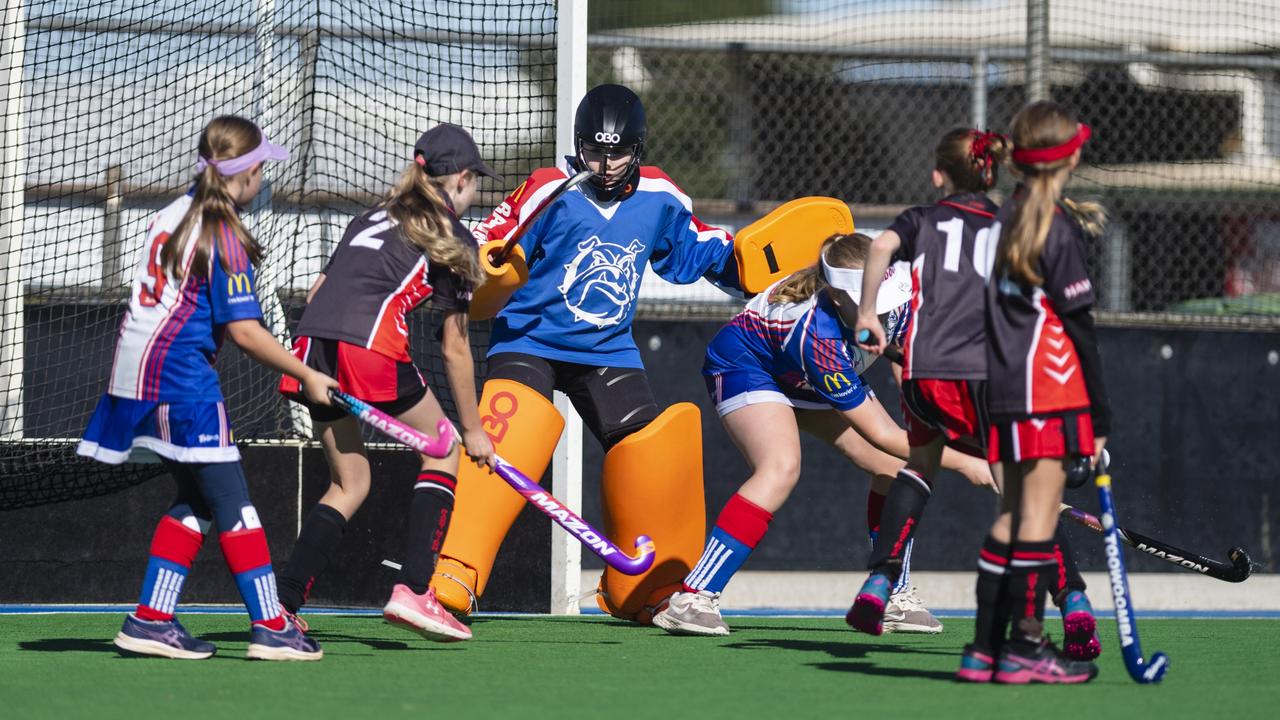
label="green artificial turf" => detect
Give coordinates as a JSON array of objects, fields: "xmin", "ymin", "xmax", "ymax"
[{"xmin": 0, "ymin": 614, "xmax": 1275, "ymax": 719}]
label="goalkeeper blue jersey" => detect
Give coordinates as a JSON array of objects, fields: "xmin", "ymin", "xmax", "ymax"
[{"xmin": 474, "ymin": 160, "xmax": 738, "ymax": 368}]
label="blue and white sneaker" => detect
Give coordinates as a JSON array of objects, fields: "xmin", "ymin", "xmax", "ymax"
[
  {"xmin": 113, "ymin": 614, "xmax": 216, "ymax": 660},
  {"xmin": 246, "ymin": 616, "xmax": 323, "ymax": 661}
]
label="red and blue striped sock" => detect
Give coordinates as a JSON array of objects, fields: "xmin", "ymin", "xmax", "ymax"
[
  {"xmin": 683, "ymin": 493, "xmax": 772, "ymax": 595},
  {"xmin": 219, "ymin": 527, "xmax": 285, "ymax": 630},
  {"xmin": 135, "ymin": 515, "xmax": 205, "ymax": 621}
]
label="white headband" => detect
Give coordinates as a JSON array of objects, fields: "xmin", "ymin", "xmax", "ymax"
[
  {"xmin": 820, "ymin": 252, "xmax": 864, "ymax": 294},
  {"xmin": 821, "ymin": 250, "xmax": 914, "ymax": 314}
]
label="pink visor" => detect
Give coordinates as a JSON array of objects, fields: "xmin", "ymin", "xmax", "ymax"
[{"xmin": 195, "ymin": 136, "xmax": 289, "ymax": 177}]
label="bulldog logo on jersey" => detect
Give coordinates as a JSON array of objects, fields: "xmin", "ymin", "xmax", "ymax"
[{"xmin": 558, "ymin": 236, "xmax": 644, "ymax": 328}]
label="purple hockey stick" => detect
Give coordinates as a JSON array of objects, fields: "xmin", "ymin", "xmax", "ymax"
[
  {"xmin": 489, "ymin": 456, "xmax": 655, "ymax": 575},
  {"xmin": 329, "ymin": 390, "xmax": 655, "ymax": 575}
]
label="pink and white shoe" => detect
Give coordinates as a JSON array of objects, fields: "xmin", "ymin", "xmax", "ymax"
[{"xmin": 383, "ymin": 584, "xmax": 472, "ymax": 642}]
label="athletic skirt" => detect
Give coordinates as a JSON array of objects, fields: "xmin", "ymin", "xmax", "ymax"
[
  {"xmin": 279, "ymin": 336, "xmax": 427, "ymax": 423},
  {"xmin": 987, "ymin": 410, "xmax": 1095, "ymax": 463},
  {"xmin": 77, "ymin": 394, "xmax": 239, "ymax": 464}
]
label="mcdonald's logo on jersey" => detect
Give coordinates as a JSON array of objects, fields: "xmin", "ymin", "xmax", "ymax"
[
  {"xmin": 227, "ymin": 272, "xmax": 253, "ymax": 296},
  {"xmin": 823, "ymin": 372, "xmax": 851, "ymax": 392}
]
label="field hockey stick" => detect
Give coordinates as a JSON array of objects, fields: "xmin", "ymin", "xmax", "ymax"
[
  {"xmin": 858, "ymin": 335, "xmax": 1255, "ymax": 583},
  {"xmin": 1094, "ymin": 449, "xmax": 1169, "ymax": 684},
  {"xmin": 330, "ymin": 390, "xmax": 656, "ymax": 575},
  {"xmin": 490, "ymin": 169, "xmax": 593, "ymax": 266},
  {"xmin": 1059, "ymin": 504, "xmax": 1253, "ymax": 583},
  {"xmin": 330, "ymin": 391, "xmax": 457, "ymax": 458},
  {"xmin": 489, "ymin": 455, "xmax": 655, "ymax": 575}
]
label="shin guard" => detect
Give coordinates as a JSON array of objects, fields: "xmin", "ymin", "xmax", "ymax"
[
  {"xmin": 597, "ymin": 403, "xmax": 705, "ymax": 624},
  {"xmin": 430, "ymin": 379, "xmax": 564, "ymax": 614}
]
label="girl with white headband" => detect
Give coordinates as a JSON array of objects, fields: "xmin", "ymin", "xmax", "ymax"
[
  {"xmin": 653, "ymin": 232, "xmax": 995, "ymax": 637},
  {"xmin": 78, "ymin": 115, "xmax": 336, "ymax": 660}
]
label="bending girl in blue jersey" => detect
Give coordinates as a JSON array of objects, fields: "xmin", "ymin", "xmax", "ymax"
[
  {"xmin": 653, "ymin": 233, "xmax": 996, "ymax": 636},
  {"xmin": 851, "ymin": 128, "xmax": 1102, "ymax": 679},
  {"xmin": 78, "ymin": 115, "xmax": 336, "ymax": 661},
  {"xmin": 275, "ymin": 124, "xmax": 497, "ymax": 642}
]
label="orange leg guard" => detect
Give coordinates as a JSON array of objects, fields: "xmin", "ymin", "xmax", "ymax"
[
  {"xmin": 596, "ymin": 403, "xmax": 706, "ymax": 624},
  {"xmin": 430, "ymin": 379, "xmax": 563, "ymax": 614}
]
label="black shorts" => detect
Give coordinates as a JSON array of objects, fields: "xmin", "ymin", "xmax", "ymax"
[
  {"xmin": 487, "ymin": 352, "xmax": 659, "ymax": 451},
  {"xmin": 278, "ymin": 336, "xmax": 427, "ymax": 423}
]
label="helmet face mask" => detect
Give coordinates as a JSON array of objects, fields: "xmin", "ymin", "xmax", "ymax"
[{"xmin": 573, "ymin": 84, "xmax": 646, "ymax": 201}]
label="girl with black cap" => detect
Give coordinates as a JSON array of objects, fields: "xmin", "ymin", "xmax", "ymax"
[{"xmin": 275, "ymin": 123, "xmax": 499, "ymax": 642}]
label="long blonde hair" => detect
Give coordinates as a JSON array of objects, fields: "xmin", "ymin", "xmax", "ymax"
[
  {"xmin": 770, "ymin": 233, "xmax": 871, "ymax": 303},
  {"xmin": 998, "ymin": 101, "xmax": 1107, "ymax": 285},
  {"xmin": 382, "ymin": 164, "xmax": 484, "ymax": 288},
  {"xmin": 162, "ymin": 116, "xmax": 263, "ymax": 280}
]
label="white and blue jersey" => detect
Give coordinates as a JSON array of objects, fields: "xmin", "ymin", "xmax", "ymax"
[
  {"xmin": 78, "ymin": 193, "xmax": 263, "ymax": 464},
  {"xmin": 473, "ymin": 160, "xmax": 737, "ymax": 368},
  {"xmin": 703, "ymin": 274, "xmax": 911, "ymax": 417}
]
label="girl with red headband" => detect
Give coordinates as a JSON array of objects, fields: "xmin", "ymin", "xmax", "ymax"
[
  {"xmin": 852, "ymin": 125, "xmax": 1103, "ymax": 680},
  {"xmin": 975, "ymin": 102, "xmax": 1108, "ymax": 683}
]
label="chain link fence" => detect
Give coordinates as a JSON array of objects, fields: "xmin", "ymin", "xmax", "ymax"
[{"xmin": 592, "ymin": 0, "xmax": 1280, "ymax": 321}]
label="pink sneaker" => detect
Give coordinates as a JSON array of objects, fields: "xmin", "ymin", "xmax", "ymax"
[{"xmin": 383, "ymin": 584, "xmax": 472, "ymax": 642}]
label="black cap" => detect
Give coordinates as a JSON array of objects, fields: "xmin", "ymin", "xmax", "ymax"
[{"xmin": 414, "ymin": 124, "xmax": 502, "ymax": 181}]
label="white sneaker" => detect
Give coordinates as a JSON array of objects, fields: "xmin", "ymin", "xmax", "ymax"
[
  {"xmin": 883, "ymin": 586, "xmax": 943, "ymax": 634},
  {"xmin": 653, "ymin": 590, "xmax": 730, "ymax": 636}
]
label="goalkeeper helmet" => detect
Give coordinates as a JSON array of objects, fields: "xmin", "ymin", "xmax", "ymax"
[{"xmin": 574, "ymin": 84, "xmax": 646, "ymax": 201}]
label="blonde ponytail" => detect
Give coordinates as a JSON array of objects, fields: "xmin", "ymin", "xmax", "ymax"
[
  {"xmin": 383, "ymin": 164, "xmax": 484, "ymax": 288},
  {"xmin": 163, "ymin": 116, "xmax": 263, "ymax": 281},
  {"xmin": 998, "ymin": 101, "xmax": 1107, "ymax": 286}
]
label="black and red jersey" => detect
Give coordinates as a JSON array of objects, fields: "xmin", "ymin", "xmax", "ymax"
[
  {"xmin": 890, "ymin": 192, "xmax": 998, "ymax": 381},
  {"xmin": 985, "ymin": 198, "xmax": 1098, "ymax": 420},
  {"xmin": 295, "ymin": 206, "xmax": 471, "ymax": 362}
]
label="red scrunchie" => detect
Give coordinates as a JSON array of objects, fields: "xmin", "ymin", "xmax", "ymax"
[{"xmin": 969, "ymin": 130, "xmax": 1008, "ymax": 181}]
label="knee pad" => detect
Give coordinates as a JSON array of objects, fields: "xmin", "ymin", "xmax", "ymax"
[
  {"xmin": 596, "ymin": 403, "xmax": 705, "ymax": 624},
  {"xmin": 430, "ymin": 379, "xmax": 563, "ymax": 614}
]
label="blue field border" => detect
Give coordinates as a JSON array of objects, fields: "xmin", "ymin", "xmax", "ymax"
[{"xmin": 3, "ymin": 604, "xmax": 1278, "ymax": 620}]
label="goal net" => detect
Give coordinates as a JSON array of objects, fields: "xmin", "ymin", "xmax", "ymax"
[{"xmin": 0, "ymin": 0, "xmax": 558, "ymax": 509}]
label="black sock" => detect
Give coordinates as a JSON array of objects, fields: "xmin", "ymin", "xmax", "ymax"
[
  {"xmin": 278, "ymin": 503, "xmax": 347, "ymax": 613},
  {"xmin": 397, "ymin": 470, "xmax": 457, "ymax": 594},
  {"xmin": 866, "ymin": 469, "xmax": 931, "ymax": 584},
  {"xmin": 973, "ymin": 534, "xmax": 1011, "ymax": 656},
  {"xmin": 1007, "ymin": 539, "xmax": 1056, "ymax": 647},
  {"xmin": 1051, "ymin": 523, "xmax": 1087, "ymax": 607}
]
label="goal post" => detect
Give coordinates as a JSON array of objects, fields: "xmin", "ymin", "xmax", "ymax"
[{"xmin": 550, "ymin": 0, "xmax": 588, "ymax": 617}]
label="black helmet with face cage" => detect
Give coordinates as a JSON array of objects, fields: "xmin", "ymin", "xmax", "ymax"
[{"xmin": 574, "ymin": 84, "xmax": 646, "ymax": 200}]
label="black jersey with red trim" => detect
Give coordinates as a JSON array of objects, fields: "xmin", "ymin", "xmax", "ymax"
[
  {"xmin": 888, "ymin": 191, "xmax": 998, "ymax": 381},
  {"xmin": 295, "ymin": 206, "xmax": 471, "ymax": 362},
  {"xmin": 985, "ymin": 198, "xmax": 1096, "ymax": 419}
]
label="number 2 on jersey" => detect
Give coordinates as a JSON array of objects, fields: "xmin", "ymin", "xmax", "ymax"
[
  {"xmin": 936, "ymin": 218, "xmax": 999, "ymax": 279},
  {"xmin": 137, "ymin": 232, "xmax": 170, "ymax": 307}
]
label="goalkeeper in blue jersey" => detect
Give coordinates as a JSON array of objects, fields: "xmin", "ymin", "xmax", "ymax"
[{"xmin": 429, "ymin": 84, "xmax": 742, "ymax": 622}]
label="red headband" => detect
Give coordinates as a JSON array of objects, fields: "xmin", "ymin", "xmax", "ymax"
[{"xmin": 1011, "ymin": 123, "xmax": 1091, "ymax": 165}]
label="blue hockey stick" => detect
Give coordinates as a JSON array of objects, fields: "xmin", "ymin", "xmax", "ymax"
[{"xmin": 1095, "ymin": 449, "xmax": 1169, "ymax": 684}]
